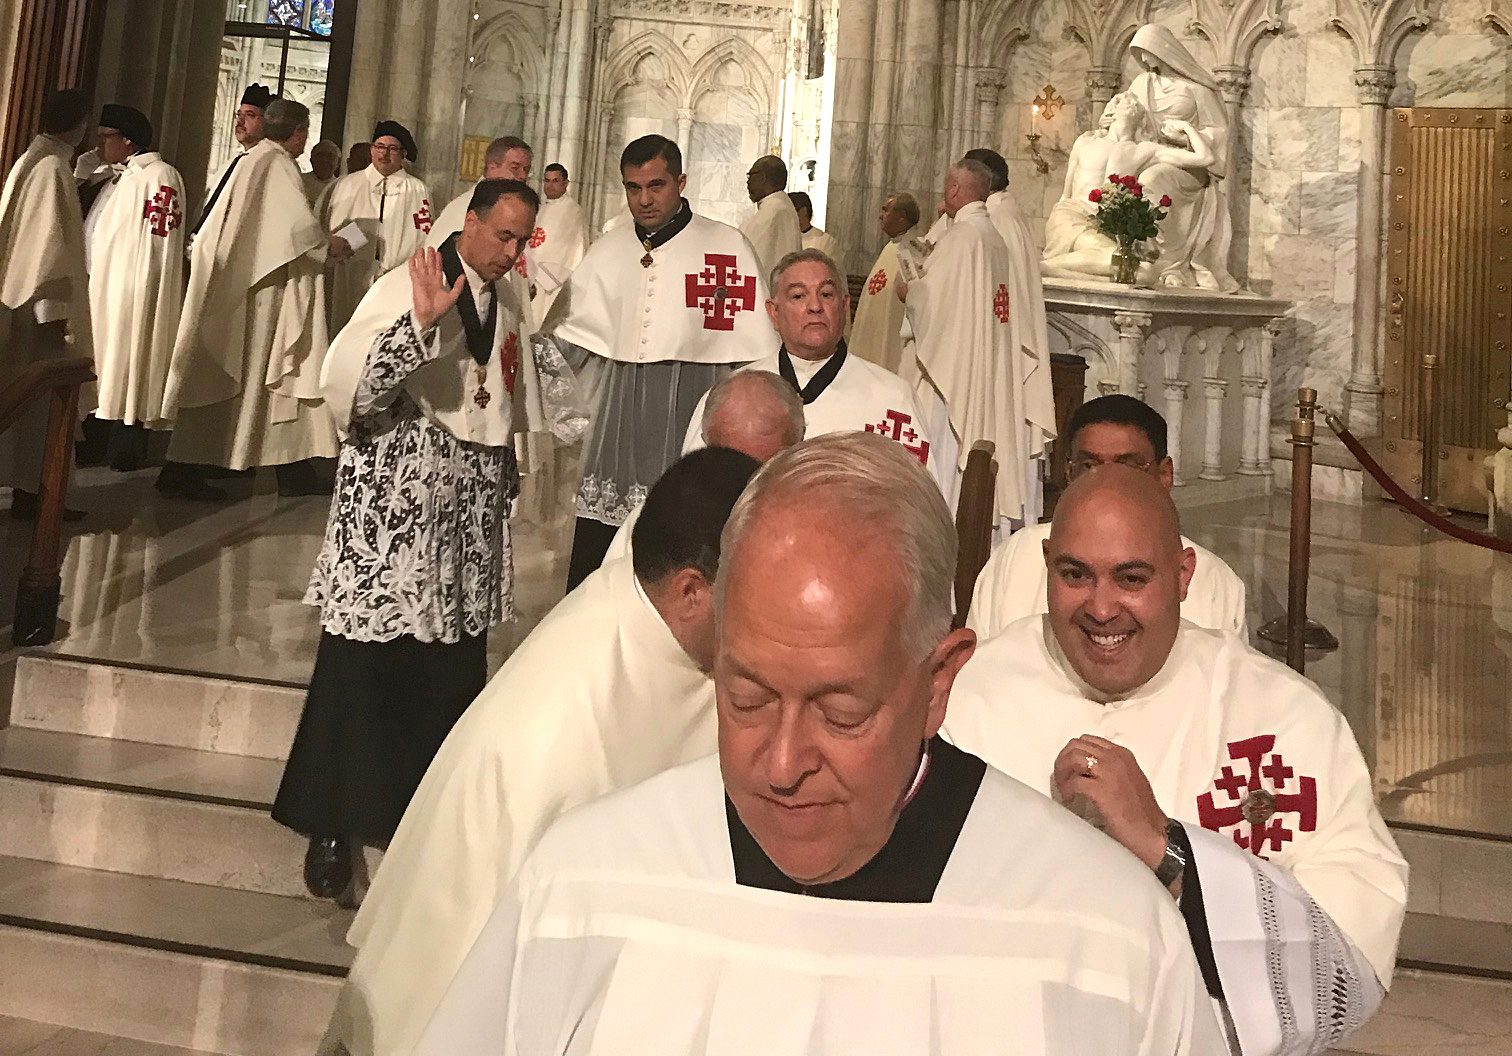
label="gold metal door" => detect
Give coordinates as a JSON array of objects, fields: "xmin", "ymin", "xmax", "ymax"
[{"xmin": 1382, "ymin": 108, "xmax": 1512, "ymax": 513}]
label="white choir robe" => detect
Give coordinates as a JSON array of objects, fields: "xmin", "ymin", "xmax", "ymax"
[
  {"xmin": 303, "ymin": 170, "xmax": 336, "ymax": 204},
  {"xmin": 904, "ymin": 200, "xmax": 1036, "ymax": 527},
  {"xmin": 161, "ymin": 138, "xmax": 338, "ymax": 470},
  {"xmin": 320, "ymin": 556, "xmax": 712, "ymax": 1056},
  {"xmin": 985, "ymin": 189, "xmax": 1056, "ymax": 525},
  {"xmin": 943, "ymin": 618, "xmax": 1409, "ymax": 1056},
  {"xmin": 848, "ymin": 236, "xmax": 907, "ymax": 373},
  {"xmin": 552, "ymin": 207, "xmax": 776, "ymax": 526},
  {"xmin": 88, "ymin": 151, "xmax": 187, "ymax": 426},
  {"xmin": 416, "ymin": 753, "xmax": 1225, "ymax": 1056},
  {"xmin": 321, "ymin": 165, "xmax": 433, "ymax": 332},
  {"xmin": 739, "ymin": 190, "xmax": 803, "ymax": 278},
  {"xmin": 0, "ymin": 134, "xmax": 93, "ymax": 489},
  {"xmin": 520, "ymin": 193, "xmax": 589, "ymax": 319},
  {"xmin": 801, "ymin": 224, "xmax": 839, "ymax": 260},
  {"xmin": 967, "ymin": 522, "xmax": 1249, "ymax": 640},
  {"xmin": 679, "ymin": 349, "xmax": 950, "ymax": 492}
]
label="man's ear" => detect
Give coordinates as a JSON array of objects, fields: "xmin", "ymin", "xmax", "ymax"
[
  {"xmin": 924, "ymin": 627, "xmax": 977, "ymax": 738},
  {"xmin": 670, "ymin": 565, "xmax": 711, "ymax": 617}
]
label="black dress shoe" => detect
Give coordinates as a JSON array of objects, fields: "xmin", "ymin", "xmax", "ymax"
[
  {"xmin": 303, "ymin": 835, "xmax": 353, "ymax": 899},
  {"xmin": 154, "ymin": 464, "xmax": 227, "ymax": 502},
  {"xmin": 276, "ymin": 460, "xmax": 334, "ymax": 497},
  {"xmin": 9, "ymin": 489, "xmax": 85, "ymax": 521}
]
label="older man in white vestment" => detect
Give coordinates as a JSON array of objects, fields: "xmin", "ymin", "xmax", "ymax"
[
  {"xmin": 417, "ymin": 433, "xmax": 1225, "ymax": 1056},
  {"xmin": 318, "ymin": 447, "xmax": 760, "ymax": 1056},
  {"xmin": 0, "ymin": 89, "xmax": 93, "ymax": 519},
  {"xmin": 849, "ymin": 191, "xmax": 919, "ymax": 373},
  {"xmin": 86, "ymin": 105, "xmax": 186, "ymax": 472},
  {"xmin": 320, "ymin": 121, "xmax": 433, "ymax": 332},
  {"xmin": 683, "ymin": 249, "xmax": 949, "ymax": 491},
  {"xmin": 969, "ymin": 395, "xmax": 1246, "ymax": 639},
  {"xmin": 902, "ymin": 160, "xmax": 1053, "ymax": 528},
  {"xmin": 603, "ymin": 370, "xmax": 804, "ymax": 565},
  {"xmin": 739, "ymin": 154, "xmax": 803, "ymax": 276},
  {"xmin": 158, "ymin": 99, "xmax": 343, "ymax": 501},
  {"xmin": 553, "ymin": 135, "xmax": 775, "ymax": 590},
  {"xmin": 945, "ymin": 467, "xmax": 1408, "ymax": 1056}
]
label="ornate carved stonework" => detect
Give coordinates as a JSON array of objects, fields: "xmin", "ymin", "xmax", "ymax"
[
  {"xmin": 1212, "ymin": 64, "xmax": 1252, "ymax": 104},
  {"xmin": 1353, "ymin": 63, "xmax": 1396, "ymax": 104},
  {"xmin": 621, "ymin": 0, "xmax": 787, "ymax": 28}
]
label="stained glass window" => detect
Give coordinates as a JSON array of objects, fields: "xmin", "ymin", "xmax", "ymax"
[
  {"xmin": 267, "ymin": 0, "xmax": 305, "ymax": 27},
  {"xmin": 310, "ymin": 0, "xmax": 335, "ymax": 36}
]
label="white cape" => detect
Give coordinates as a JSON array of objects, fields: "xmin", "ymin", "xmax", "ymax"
[
  {"xmin": 848, "ymin": 239, "xmax": 906, "ymax": 373},
  {"xmin": 739, "ymin": 191, "xmax": 803, "ymax": 278},
  {"xmin": 943, "ymin": 619, "xmax": 1409, "ymax": 1055},
  {"xmin": 522, "ymin": 194, "xmax": 589, "ymax": 317},
  {"xmin": 904, "ymin": 201, "xmax": 1028, "ymax": 522},
  {"xmin": 0, "ymin": 134, "xmax": 92, "ymax": 352},
  {"xmin": 324, "ymin": 557, "xmax": 716, "ymax": 1056},
  {"xmin": 967, "ymin": 522, "xmax": 1248, "ymax": 639},
  {"xmin": 321, "ymin": 166, "xmax": 433, "ymax": 331},
  {"xmin": 89, "ymin": 151, "xmax": 186, "ymax": 425},
  {"xmin": 418, "ymin": 754, "xmax": 1225, "ymax": 1056},
  {"xmin": 985, "ymin": 189, "xmax": 1056, "ymax": 467}
]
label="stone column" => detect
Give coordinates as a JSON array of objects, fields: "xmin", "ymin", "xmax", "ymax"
[
  {"xmin": 1201, "ymin": 378, "xmax": 1230, "ymax": 480},
  {"xmin": 1112, "ymin": 310, "xmax": 1151, "ymax": 397},
  {"xmin": 1159, "ymin": 328, "xmax": 1191, "ymax": 485},
  {"xmin": 1236, "ymin": 318, "xmax": 1282, "ymax": 476},
  {"xmin": 1213, "ymin": 66, "xmax": 1250, "ymax": 284},
  {"xmin": 893, "ymin": 0, "xmax": 941, "ymax": 195},
  {"xmin": 420, "ymin": 0, "xmax": 472, "ymax": 195},
  {"xmin": 543, "ymin": 4, "xmax": 568, "ymax": 158},
  {"xmin": 585, "ymin": 101, "xmax": 614, "ymax": 231},
  {"xmin": 555, "ymin": 1, "xmax": 595, "ymax": 177},
  {"xmin": 676, "ymin": 107, "xmax": 694, "ymax": 163},
  {"xmin": 974, "ymin": 69, "xmax": 1004, "ymax": 142},
  {"xmin": 1085, "ymin": 66, "xmax": 1121, "ymax": 120},
  {"xmin": 1346, "ymin": 65, "xmax": 1395, "ymax": 436}
]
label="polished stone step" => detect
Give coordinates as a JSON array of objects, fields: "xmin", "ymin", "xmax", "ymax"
[
  {"xmin": 0, "ymin": 1014, "xmax": 220, "ymax": 1055},
  {"xmin": 0, "ymin": 857, "xmax": 347, "ymax": 1056},
  {"xmin": 11, "ymin": 654, "xmax": 305, "ymax": 760},
  {"xmin": 1394, "ymin": 826, "xmax": 1512, "ymax": 928},
  {"xmin": 0, "ymin": 727, "xmax": 282, "ymax": 809},
  {"xmin": 0, "ymin": 772, "xmax": 308, "ymax": 899},
  {"xmin": 1334, "ymin": 967, "xmax": 1512, "ymax": 1055}
]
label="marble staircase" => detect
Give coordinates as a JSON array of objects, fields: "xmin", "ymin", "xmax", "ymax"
[{"xmin": 0, "ymin": 655, "xmax": 350, "ymax": 1056}]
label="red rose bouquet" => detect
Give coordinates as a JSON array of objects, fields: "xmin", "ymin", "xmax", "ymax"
[{"xmin": 1088, "ymin": 174, "xmax": 1171, "ymax": 283}]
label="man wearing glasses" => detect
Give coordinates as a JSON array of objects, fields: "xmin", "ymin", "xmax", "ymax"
[
  {"xmin": 966, "ymin": 394, "xmax": 1247, "ymax": 639},
  {"xmin": 320, "ymin": 120, "xmax": 433, "ymax": 333}
]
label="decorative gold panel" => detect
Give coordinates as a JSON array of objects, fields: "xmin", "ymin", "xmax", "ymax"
[
  {"xmin": 459, "ymin": 135, "xmax": 492, "ymax": 183},
  {"xmin": 1383, "ymin": 108, "xmax": 1512, "ymax": 513}
]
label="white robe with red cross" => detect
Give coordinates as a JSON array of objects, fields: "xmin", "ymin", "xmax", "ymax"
[
  {"xmin": 942, "ymin": 618, "xmax": 1409, "ymax": 1056},
  {"xmin": 88, "ymin": 151, "xmax": 187, "ymax": 426},
  {"xmin": 848, "ymin": 236, "xmax": 907, "ymax": 373},
  {"xmin": 320, "ymin": 165, "xmax": 434, "ymax": 333}
]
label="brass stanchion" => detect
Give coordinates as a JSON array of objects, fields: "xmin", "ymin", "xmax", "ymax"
[
  {"xmin": 1419, "ymin": 350, "xmax": 1449, "ymax": 514},
  {"xmin": 1257, "ymin": 388, "xmax": 1339, "ymax": 672}
]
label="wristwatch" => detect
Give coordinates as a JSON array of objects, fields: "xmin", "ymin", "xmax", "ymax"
[{"xmin": 1154, "ymin": 818, "xmax": 1188, "ymax": 888}]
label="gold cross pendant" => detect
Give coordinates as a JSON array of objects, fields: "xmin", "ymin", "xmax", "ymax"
[
  {"xmin": 640, "ymin": 239, "xmax": 654, "ymax": 268},
  {"xmin": 473, "ymin": 365, "xmax": 491, "ymax": 409}
]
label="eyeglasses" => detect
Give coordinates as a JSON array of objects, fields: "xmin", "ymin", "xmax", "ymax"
[
  {"xmin": 1068, "ymin": 454, "xmax": 1156, "ymax": 477},
  {"xmin": 371, "ymin": 145, "xmax": 404, "ymax": 156}
]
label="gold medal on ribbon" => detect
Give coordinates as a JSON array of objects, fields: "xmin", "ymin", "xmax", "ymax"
[
  {"xmin": 473, "ymin": 365, "xmax": 491, "ymax": 409},
  {"xmin": 640, "ymin": 238, "xmax": 654, "ymax": 268}
]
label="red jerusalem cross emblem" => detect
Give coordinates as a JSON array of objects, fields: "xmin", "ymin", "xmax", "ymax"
[
  {"xmin": 500, "ymin": 332, "xmax": 520, "ymax": 395},
  {"xmin": 528, "ymin": 226, "xmax": 546, "ymax": 249},
  {"xmin": 993, "ymin": 283, "xmax": 1010, "ymax": 324},
  {"xmin": 685, "ymin": 254, "xmax": 757, "ymax": 331},
  {"xmin": 865, "ymin": 409, "xmax": 931, "ymax": 465},
  {"xmin": 143, "ymin": 186, "xmax": 182, "ymax": 238},
  {"xmin": 413, "ymin": 199, "xmax": 433, "ymax": 233},
  {"xmin": 514, "ymin": 253, "xmax": 529, "ymax": 277},
  {"xmin": 867, "ymin": 268, "xmax": 888, "ymax": 295},
  {"xmin": 1195, "ymin": 734, "xmax": 1318, "ymax": 858}
]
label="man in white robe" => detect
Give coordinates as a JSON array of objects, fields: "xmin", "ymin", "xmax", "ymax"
[
  {"xmin": 902, "ymin": 160, "xmax": 1054, "ymax": 528},
  {"xmin": 969, "ymin": 395, "xmax": 1247, "ymax": 639},
  {"xmin": 738, "ymin": 154, "xmax": 802, "ymax": 277},
  {"xmin": 318, "ymin": 447, "xmax": 760, "ymax": 1056},
  {"xmin": 790, "ymin": 190, "xmax": 838, "ymax": 259},
  {"xmin": 683, "ymin": 249, "xmax": 949, "ymax": 491},
  {"xmin": 87, "ymin": 105, "xmax": 186, "ymax": 471},
  {"xmin": 193, "ymin": 83, "xmax": 273, "ymax": 247},
  {"xmin": 158, "ymin": 99, "xmax": 344, "ymax": 500},
  {"xmin": 303, "ymin": 139, "xmax": 341, "ymax": 203},
  {"xmin": 945, "ymin": 467, "xmax": 1408, "ymax": 1056},
  {"xmin": 0, "ymin": 88, "xmax": 93, "ymax": 518},
  {"xmin": 320, "ymin": 121, "xmax": 433, "ymax": 333},
  {"xmin": 419, "ymin": 433, "xmax": 1225, "ymax": 1056},
  {"xmin": 849, "ymin": 191, "xmax": 919, "ymax": 373},
  {"xmin": 428, "ymin": 136, "xmax": 534, "ymax": 322},
  {"xmin": 523, "ymin": 162, "xmax": 588, "ymax": 318},
  {"xmin": 552, "ymin": 135, "xmax": 775, "ymax": 590}
]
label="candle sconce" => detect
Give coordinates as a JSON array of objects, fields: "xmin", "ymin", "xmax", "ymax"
[{"xmin": 1026, "ymin": 84, "xmax": 1064, "ymax": 175}]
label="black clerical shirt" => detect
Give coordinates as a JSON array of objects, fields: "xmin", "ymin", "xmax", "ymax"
[{"xmin": 726, "ymin": 736, "xmax": 986, "ymax": 904}]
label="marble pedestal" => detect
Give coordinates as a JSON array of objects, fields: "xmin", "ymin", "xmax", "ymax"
[{"xmin": 1043, "ymin": 278, "xmax": 1290, "ymax": 487}]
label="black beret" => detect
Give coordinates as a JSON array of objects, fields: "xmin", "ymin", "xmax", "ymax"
[
  {"xmin": 241, "ymin": 83, "xmax": 276, "ymax": 109},
  {"xmin": 372, "ymin": 120, "xmax": 418, "ymax": 163},
  {"xmin": 99, "ymin": 104, "xmax": 152, "ymax": 150}
]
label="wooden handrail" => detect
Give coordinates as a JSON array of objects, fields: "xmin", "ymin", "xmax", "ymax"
[
  {"xmin": 0, "ymin": 355, "xmax": 95, "ymax": 646},
  {"xmin": 953, "ymin": 440, "xmax": 997, "ymax": 629}
]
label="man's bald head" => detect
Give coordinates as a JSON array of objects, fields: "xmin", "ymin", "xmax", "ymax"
[
  {"xmin": 701, "ymin": 371, "xmax": 806, "ymax": 463},
  {"xmin": 943, "ymin": 160, "xmax": 992, "ymax": 217},
  {"xmin": 1044, "ymin": 466, "xmax": 1194, "ymax": 699},
  {"xmin": 746, "ymin": 155, "xmax": 788, "ymax": 203}
]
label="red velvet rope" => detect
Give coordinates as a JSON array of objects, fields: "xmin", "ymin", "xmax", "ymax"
[{"xmin": 1324, "ymin": 412, "xmax": 1512, "ymax": 555}]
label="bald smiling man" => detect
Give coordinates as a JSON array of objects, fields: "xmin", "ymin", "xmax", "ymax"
[{"xmin": 944, "ymin": 465, "xmax": 1408, "ymax": 1056}]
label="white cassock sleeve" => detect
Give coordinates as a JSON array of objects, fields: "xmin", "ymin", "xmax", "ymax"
[{"xmin": 1180, "ymin": 823, "xmax": 1384, "ymax": 1056}]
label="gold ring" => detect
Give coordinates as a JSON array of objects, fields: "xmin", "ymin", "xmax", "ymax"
[{"xmin": 1084, "ymin": 753, "xmax": 1098, "ymax": 777}]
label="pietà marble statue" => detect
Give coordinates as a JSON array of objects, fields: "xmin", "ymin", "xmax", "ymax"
[{"xmin": 1043, "ymin": 24, "xmax": 1239, "ymax": 292}]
